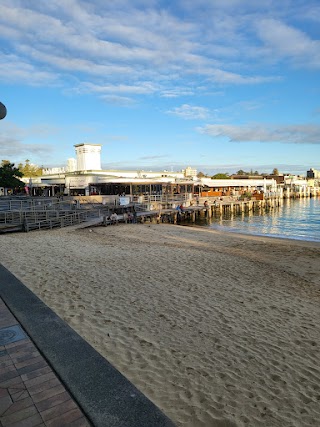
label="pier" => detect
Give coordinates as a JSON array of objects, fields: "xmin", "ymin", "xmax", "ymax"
[
  {"xmin": 0, "ymin": 195, "xmax": 294, "ymax": 232},
  {"xmin": 129, "ymin": 197, "xmax": 283, "ymax": 225}
]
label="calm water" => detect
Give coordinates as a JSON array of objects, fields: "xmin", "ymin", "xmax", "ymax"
[{"xmin": 192, "ymin": 197, "xmax": 320, "ymax": 243}]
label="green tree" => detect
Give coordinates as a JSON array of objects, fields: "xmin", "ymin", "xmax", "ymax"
[
  {"xmin": 197, "ymin": 171, "xmax": 207, "ymax": 178},
  {"xmin": 272, "ymin": 168, "xmax": 279, "ymax": 175},
  {"xmin": 18, "ymin": 159, "xmax": 42, "ymax": 177},
  {"xmin": 211, "ymin": 173, "xmax": 230, "ymax": 179},
  {"xmin": 0, "ymin": 161, "xmax": 25, "ymax": 189},
  {"xmin": 236, "ymin": 169, "xmax": 247, "ymax": 175}
]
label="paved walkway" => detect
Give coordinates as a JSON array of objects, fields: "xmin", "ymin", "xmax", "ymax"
[{"xmin": 0, "ymin": 297, "xmax": 91, "ymax": 427}]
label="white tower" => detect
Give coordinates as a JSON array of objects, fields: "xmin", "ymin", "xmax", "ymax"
[
  {"xmin": 66, "ymin": 158, "xmax": 77, "ymax": 172},
  {"xmin": 74, "ymin": 143, "xmax": 102, "ymax": 171}
]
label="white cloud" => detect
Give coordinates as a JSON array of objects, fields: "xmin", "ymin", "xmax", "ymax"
[
  {"xmin": 100, "ymin": 95, "xmax": 136, "ymax": 106},
  {"xmin": 160, "ymin": 88, "xmax": 195, "ymax": 98},
  {"xmin": 198, "ymin": 123, "xmax": 320, "ymax": 144},
  {"xmin": 167, "ymin": 104, "xmax": 210, "ymax": 120},
  {"xmin": 0, "ymin": 0, "xmax": 287, "ymax": 97},
  {"xmin": 0, "ymin": 121, "xmax": 58, "ymax": 162},
  {"xmin": 0, "ymin": 54, "xmax": 59, "ymax": 86},
  {"xmin": 0, "ymin": 0, "xmax": 319, "ymax": 106},
  {"xmin": 208, "ymin": 69, "xmax": 281, "ymax": 85},
  {"xmin": 256, "ymin": 19, "xmax": 320, "ymax": 67}
]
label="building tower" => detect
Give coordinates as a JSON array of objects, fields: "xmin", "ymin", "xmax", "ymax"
[{"xmin": 74, "ymin": 143, "xmax": 102, "ymax": 171}]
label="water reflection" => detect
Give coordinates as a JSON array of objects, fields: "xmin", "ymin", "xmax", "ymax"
[{"xmin": 190, "ymin": 198, "xmax": 320, "ymax": 242}]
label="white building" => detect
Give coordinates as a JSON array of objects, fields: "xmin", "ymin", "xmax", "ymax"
[
  {"xmin": 25, "ymin": 143, "xmax": 279, "ymax": 200},
  {"xmin": 74, "ymin": 143, "xmax": 102, "ymax": 171}
]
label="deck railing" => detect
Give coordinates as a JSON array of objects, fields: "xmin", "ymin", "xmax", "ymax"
[
  {"xmin": 0, "ymin": 208, "xmax": 101, "ymax": 232},
  {"xmin": 23, "ymin": 211, "xmax": 97, "ymax": 232}
]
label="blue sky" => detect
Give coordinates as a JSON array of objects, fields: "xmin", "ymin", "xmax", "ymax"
[{"xmin": 0, "ymin": 0, "xmax": 319, "ymax": 175}]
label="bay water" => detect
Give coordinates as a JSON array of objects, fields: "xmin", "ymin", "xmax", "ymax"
[{"xmin": 193, "ymin": 197, "xmax": 320, "ymax": 243}]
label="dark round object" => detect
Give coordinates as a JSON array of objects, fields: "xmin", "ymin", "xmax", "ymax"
[{"xmin": 0, "ymin": 102, "xmax": 7, "ymax": 120}]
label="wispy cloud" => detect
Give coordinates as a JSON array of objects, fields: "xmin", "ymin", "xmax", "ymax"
[
  {"xmin": 208, "ymin": 69, "xmax": 281, "ymax": 85},
  {"xmin": 0, "ymin": 0, "xmax": 303, "ymax": 99},
  {"xmin": 256, "ymin": 19, "xmax": 320, "ymax": 68},
  {"xmin": 167, "ymin": 104, "xmax": 210, "ymax": 120},
  {"xmin": 139, "ymin": 155, "xmax": 168, "ymax": 160},
  {"xmin": 198, "ymin": 123, "xmax": 320, "ymax": 144},
  {"xmin": 0, "ymin": 122, "xmax": 56, "ymax": 162},
  {"xmin": 100, "ymin": 95, "xmax": 136, "ymax": 106},
  {"xmin": 0, "ymin": 54, "xmax": 60, "ymax": 86},
  {"xmin": 160, "ymin": 88, "xmax": 195, "ymax": 98}
]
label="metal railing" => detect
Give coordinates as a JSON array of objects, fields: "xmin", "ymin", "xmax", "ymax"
[{"xmin": 23, "ymin": 211, "xmax": 100, "ymax": 232}]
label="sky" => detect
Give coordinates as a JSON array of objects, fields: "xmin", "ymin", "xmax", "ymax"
[{"xmin": 0, "ymin": 0, "xmax": 320, "ymax": 176}]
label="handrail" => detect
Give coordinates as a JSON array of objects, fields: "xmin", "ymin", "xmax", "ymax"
[{"xmin": 23, "ymin": 211, "xmax": 100, "ymax": 232}]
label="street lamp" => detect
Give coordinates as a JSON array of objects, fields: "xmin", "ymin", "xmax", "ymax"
[{"xmin": 0, "ymin": 102, "xmax": 7, "ymax": 120}]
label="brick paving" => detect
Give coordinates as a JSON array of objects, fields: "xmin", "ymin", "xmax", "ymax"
[{"xmin": 0, "ymin": 298, "xmax": 91, "ymax": 427}]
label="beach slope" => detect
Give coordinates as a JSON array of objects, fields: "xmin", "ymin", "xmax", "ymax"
[{"xmin": 1, "ymin": 224, "xmax": 319, "ymax": 427}]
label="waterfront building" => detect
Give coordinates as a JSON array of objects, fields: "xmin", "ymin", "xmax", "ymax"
[
  {"xmin": 307, "ymin": 168, "xmax": 320, "ymax": 179},
  {"xmin": 20, "ymin": 143, "xmax": 281, "ymax": 205}
]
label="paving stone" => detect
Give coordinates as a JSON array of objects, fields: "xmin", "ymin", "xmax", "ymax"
[
  {"xmin": 0, "ymin": 368, "xmax": 19, "ymax": 384},
  {"xmin": 1, "ymin": 396, "xmax": 34, "ymax": 416},
  {"xmin": 10, "ymin": 390, "xmax": 30, "ymax": 402},
  {"xmin": 31, "ymin": 384, "xmax": 66, "ymax": 404},
  {"xmin": 6, "ymin": 342, "xmax": 34, "ymax": 355},
  {"xmin": 27, "ymin": 377, "xmax": 61, "ymax": 396},
  {"xmin": 0, "ymin": 314, "xmax": 17, "ymax": 329},
  {"xmin": 0, "ymin": 375, "xmax": 24, "ymax": 389},
  {"xmin": 0, "ymin": 404, "xmax": 38, "ymax": 425},
  {"xmin": 14, "ymin": 355, "xmax": 44, "ymax": 370},
  {"xmin": 11, "ymin": 351, "xmax": 39, "ymax": 365},
  {"xmin": 5, "ymin": 339, "xmax": 31, "ymax": 350},
  {"xmin": 67, "ymin": 417, "xmax": 91, "ymax": 427},
  {"xmin": 40, "ymin": 398, "xmax": 77, "ymax": 422},
  {"xmin": 45, "ymin": 408, "xmax": 84, "ymax": 427},
  {"xmin": 24, "ymin": 372, "xmax": 56, "ymax": 389},
  {"xmin": 3, "ymin": 412, "xmax": 43, "ymax": 427},
  {"xmin": 0, "ymin": 325, "xmax": 27, "ymax": 347},
  {"xmin": 21, "ymin": 366, "xmax": 52, "ymax": 382},
  {"xmin": 0, "ymin": 364, "xmax": 16, "ymax": 377},
  {"xmin": 0, "ymin": 358, "xmax": 14, "ymax": 369},
  {"xmin": 0, "ymin": 393, "xmax": 12, "ymax": 416},
  {"xmin": 0, "ymin": 388, "xmax": 10, "ymax": 398},
  {"xmin": 17, "ymin": 360, "xmax": 48, "ymax": 376},
  {"xmin": 35, "ymin": 391, "xmax": 71, "ymax": 413}
]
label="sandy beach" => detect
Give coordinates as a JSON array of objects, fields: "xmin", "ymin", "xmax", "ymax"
[{"xmin": 1, "ymin": 223, "xmax": 320, "ymax": 427}]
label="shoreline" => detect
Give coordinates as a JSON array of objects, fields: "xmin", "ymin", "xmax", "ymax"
[
  {"xmin": 182, "ymin": 196, "xmax": 320, "ymax": 244},
  {"xmin": 179, "ymin": 222, "xmax": 320, "ymax": 248},
  {"xmin": 1, "ymin": 224, "xmax": 319, "ymax": 426}
]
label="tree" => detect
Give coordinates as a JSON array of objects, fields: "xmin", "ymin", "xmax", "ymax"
[
  {"xmin": 18, "ymin": 159, "xmax": 42, "ymax": 177},
  {"xmin": 197, "ymin": 171, "xmax": 207, "ymax": 178},
  {"xmin": 272, "ymin": 168, "xmax": 279, "ymax": 176},
  {"xmin": 211, "ymin": 173, "xmax": 230, "ymax": 179},
  {"xmin": 0, "ymin": 161, "xmax": 25, "ymax": 189},
  {"xmin": 236, "ymin": 169, "xmax": 247, "ymax": 175}
]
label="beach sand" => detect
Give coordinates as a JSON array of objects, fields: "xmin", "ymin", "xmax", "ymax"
[{"xmin": 1, "ymin": 224, "xmax": 320, "ymax": 427}]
